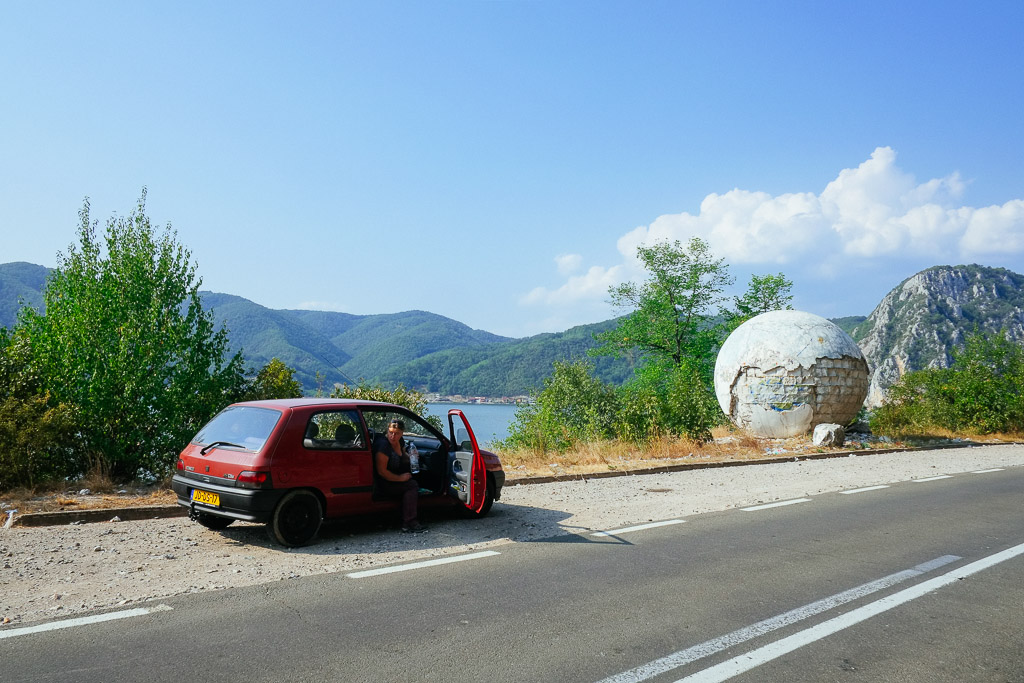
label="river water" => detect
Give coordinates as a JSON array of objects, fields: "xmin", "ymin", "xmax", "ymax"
[{"xmin": 425, "ymin": 402, "xmax": 520, "ymax": 448}]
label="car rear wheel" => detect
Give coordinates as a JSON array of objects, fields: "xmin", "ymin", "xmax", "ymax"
[
  {"xmin": 269, "ymin": 490, "xmax": 322, "ymax": 547},
  {"xmin": 196, "ymin": 512, "xmax": 233, "ymax": 530}
]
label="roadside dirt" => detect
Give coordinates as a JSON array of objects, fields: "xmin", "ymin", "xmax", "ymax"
[
  {"xmin": 0, "ymin": 432, "xmax": 937, "ymax": 515},
  {"xmin": 3, "ymin": 442, "xmax": 1023, "ymax": 629}
]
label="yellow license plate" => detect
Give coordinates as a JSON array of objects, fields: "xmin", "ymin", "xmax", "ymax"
[{"xmin": 191, "ymin": 489, "xmax": 220, "ymax": 507}]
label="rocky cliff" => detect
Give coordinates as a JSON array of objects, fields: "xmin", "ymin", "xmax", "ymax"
[{"xmin": 852, "ymin": 265, "xmax": 1024, "ymax": 407}]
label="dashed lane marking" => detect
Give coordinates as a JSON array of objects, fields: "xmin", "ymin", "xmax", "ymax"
[
  {"xmin": 912, "ymin": 475, "xmax": 954, "ymax": 482},
  {"xmin": 972, "ymin": 468, "xmax": 1004, "ymax": 473},
  {"xmin": 741, "ymin": 498, "xmax": 811, "ymax": 512},
  {"xmin": 346, "ymin": 550, "xmax": 500, "ymax": 578},
  {"xmin": 591, "ymin": 519, "xmax": 686, "ymax": 537},
  {"xmin": 840, "ymin": 485, "xmax": 890, "ymax": 495},
  {"xmin": 0, "ymin": 604, "xmax": 172, "ymax": 641}
]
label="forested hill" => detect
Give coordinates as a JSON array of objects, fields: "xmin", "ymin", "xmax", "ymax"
[
  {"xmin": 376, "ymin": 318, "xmax": 636, "ymax": 396},
  {"xmin": 1, "ymin": 261, "xmax": 629, "ymax": 393},
  {"xmin": 0, "ymin": 262, "xmax": 48, "ymax": 329},
  {"xmin": 7, "ymin": 261, "xmax": 1022, "ymax": 399}
]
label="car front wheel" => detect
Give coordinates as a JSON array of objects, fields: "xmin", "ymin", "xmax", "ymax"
[
  {"xmin": 461, "ymin": 478, "xmax": 495, "ymax": 519},
  {"xmin": 269, "ymin": 490, "xmax": 323, "ymax": 547}
]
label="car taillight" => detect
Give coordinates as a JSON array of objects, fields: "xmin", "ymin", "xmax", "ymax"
[
  {"xmin": 176, "ymin": 459, "xmax": 185, "ymax": 471},
  {"xmin": 236, "ymin": 470, "xmax": 271, "ymax": 489}
]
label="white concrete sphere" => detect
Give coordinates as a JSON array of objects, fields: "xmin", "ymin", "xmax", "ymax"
[{"xmin": 713, "ymin": 310, "xmax": 869, "ymax": 438}]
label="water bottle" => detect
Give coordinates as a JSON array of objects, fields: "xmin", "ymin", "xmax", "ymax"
[{"xmin": 406, "ymin": 442, "xmax": 419, "ymax": 474}]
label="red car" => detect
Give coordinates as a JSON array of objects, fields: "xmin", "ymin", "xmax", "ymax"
[{"xmin": 171, "ymin": 398, "xmax": 504, "ymax": 546}]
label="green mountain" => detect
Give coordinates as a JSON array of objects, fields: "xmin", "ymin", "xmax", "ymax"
[
  {"xmin": 830, "ymin": 315, "xmax": 867, "ymax": 335},
  {"xmin": 285, "ymin": 309, "xmax": 509, "ymax": 383},
  {"xmin": 8, "ymin": 260, "xmax": 1023, "ymax": 401},
  {"xmin": 377, "ymin": 319, "xmax": 635, "ymax": 396},
  {"xmin": 0, "ymin": 262, "xmax": 49, "ymax": 327},
  {"xmin": 198, "ymin": 293, "xmax": 354, "ymax": 391}
]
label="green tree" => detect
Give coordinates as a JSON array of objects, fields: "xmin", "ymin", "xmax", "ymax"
[
  {"xmin": 19, "ymin": 191, "xmax": 246, "ymax": 479},
  {"xmin": 241, "ymin": 358, "xmax": 303, "ymax": 401},
  {"xmin": 593, "ymin": 237, "xmax": 733, "ymax": 374},
  {"xmin": 0, "ymin": 328, "xmax": 81, "ymax": 488},
  {"xmin": 586, "ymin": 237, "xmax": 736, "ymax": 442},
  {"xmin": 727, "ymin": 272, "xmax": 794, "ymax": 330}
]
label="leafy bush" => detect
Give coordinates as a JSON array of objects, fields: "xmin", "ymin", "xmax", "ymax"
[
  {"xmin": 502, "ymin": 358, "xmax": 725, "ymax": 453},
  {"xmin": 502, "ymin": 359, "xmax": 619, "ymax": 452},
  {"xmin": 871, "ymin": 330, "xmax": 1024, "ymax": 435},
  {"xmin": 0, "ymin": 329, "xmax": 82, "ymax": 488},
  {"xmin": 618, "ymin": 360, "xmax": 724, "ymax": 443}
]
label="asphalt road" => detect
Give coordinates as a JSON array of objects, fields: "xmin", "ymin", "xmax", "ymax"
[{"xmin": 4, "ymin": 466, "xmax": 1024, "ymax": 682}]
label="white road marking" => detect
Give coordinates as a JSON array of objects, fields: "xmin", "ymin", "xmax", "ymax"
[
  {"xmin": 840, "ymin": 485, "xmax": 890, "ymax": 495},
  {"xmin": 678, "ymin": 542, "xmax": 1024, "ymax": 682},
  {"xmin": 972, "ymin": 468, "xmax": 1004, "ymax": 474},
  {"xmin": 741, "ymin": 498, "xmax": 811, "ymax": 512},
  {"xmin": 591, "ymin": 520, "xmax": 686, "ymax": 537},
  {"xmin": 0, "ymin": 604, "xmax": 172, "ymax": 641},
  {"xmin": 912, "ymin": 475, "xmax": 953, "ymax": 482},
  {"xmin": 346, "ymin": 550, "xmax": 500, "ymax": 578},
  {"xmin": 597, "ymin": 555, "xmax": 959, "ymax": 683}
]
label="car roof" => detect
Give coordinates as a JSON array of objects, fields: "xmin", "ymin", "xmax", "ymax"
[{"xmin": 229, "ymin": 398, "xmax": 397, "ymax": 410}]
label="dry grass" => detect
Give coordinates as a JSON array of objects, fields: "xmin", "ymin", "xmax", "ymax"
[
  {"xmin": 887, "ymin": 426, "xmax": 1024, "ymax": 444},
  {"xmin": 497, "ymin": 426, "xmax": 867, "ymax": 478},
  {"xmin": 5, "ymin": 427, "xmax": 1009, "ymax": 515},
  {"xmin": 1, "ymin": 480, "xmax": 177, "ymax": 515}
]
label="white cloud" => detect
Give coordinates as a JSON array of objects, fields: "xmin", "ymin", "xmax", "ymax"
[
  {"xmin": 960, "ymin": 200, "xmax": 1024, "ymax": 255},
  {"xmin": 520, "ymin": 264, "xmax": 627, "ymax": 306},
  {"xmin": 555, "ymin": 253, "xmax": 583, "ymax": 275},
  {"xmin": 522, "ymin": 146, "xmax": 1024, "ymax": 318}
]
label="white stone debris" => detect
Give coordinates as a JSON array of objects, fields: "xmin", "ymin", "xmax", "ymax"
[{"xmin": 813, "ymin": 423, "xmax": 846, "ymax": 447}]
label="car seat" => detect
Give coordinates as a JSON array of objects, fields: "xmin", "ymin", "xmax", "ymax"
[
  {"xmin": 334, "ymin": 423, "xmax": 359, "ymax": 449},
  {"xmin": 303, "ymin": 422, "xmax": 320, "ymax": 448}
]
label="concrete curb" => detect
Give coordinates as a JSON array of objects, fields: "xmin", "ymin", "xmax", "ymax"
[
  {"xmin": 505, "ymin": 441, "xmax": 988, "ymax": 485},
  {"xmin": 8, "ymin": 505, "xmax": 188, "ymax": 528},
  {"xmin": 5, "ymin": 441, "xmax": 1010, "ymax": 528}
]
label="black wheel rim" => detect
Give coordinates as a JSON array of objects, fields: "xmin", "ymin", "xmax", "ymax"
[{"xmin": 281, "ymin": 497, "xmax": 318, "ymax": 544}]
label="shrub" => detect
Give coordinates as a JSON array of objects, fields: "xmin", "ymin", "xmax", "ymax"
[
  {"xmin": 620, "ymin": 360, "xmax": 723, "ymax": 443},
  {"xmin": 240, "ymin": 358, "xmax": 303, "ymax": 401},
  {"xmin": 871, "ymin": 330, "xmax": 1024, "ymax": 436},
  {"xmin": 502, "ymin": 359, "xmax": 619, "ymax": 452},
  {"xmin": 0, "ymin": 330, "xmax": 83, "ymax": 488}
]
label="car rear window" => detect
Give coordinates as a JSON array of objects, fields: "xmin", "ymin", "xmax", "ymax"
[{"xmin": 191, "ymin": 406, "xmax": 283, "ymax": 452}]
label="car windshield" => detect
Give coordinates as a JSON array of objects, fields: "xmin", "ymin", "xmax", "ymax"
[{"xmin": 191, "ymin": 406, "xmax": 282, "ymax": 452}]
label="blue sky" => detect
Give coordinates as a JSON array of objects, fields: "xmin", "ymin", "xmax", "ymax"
[{"xmin": 3, "ymin": 1, "xmax": 1023, "ymax": 338}]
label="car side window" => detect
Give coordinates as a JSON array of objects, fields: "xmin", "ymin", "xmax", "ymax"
[
  {"xmin": 361, "ymin": 409, "xmax": 436, "ymax": 441},
  {"xmin": 303, "ymin": 410, "xmax": 365, "ymax": 450}
]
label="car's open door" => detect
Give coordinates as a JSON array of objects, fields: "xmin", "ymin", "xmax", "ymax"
[{"xmin": 447, "ymin": 409, "xmax": 487, "ymax": 514}]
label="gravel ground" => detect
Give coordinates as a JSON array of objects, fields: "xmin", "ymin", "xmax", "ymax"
[{"xmin": 3, "ymin": 444, "xmax": 1024, "ymax": 628}]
